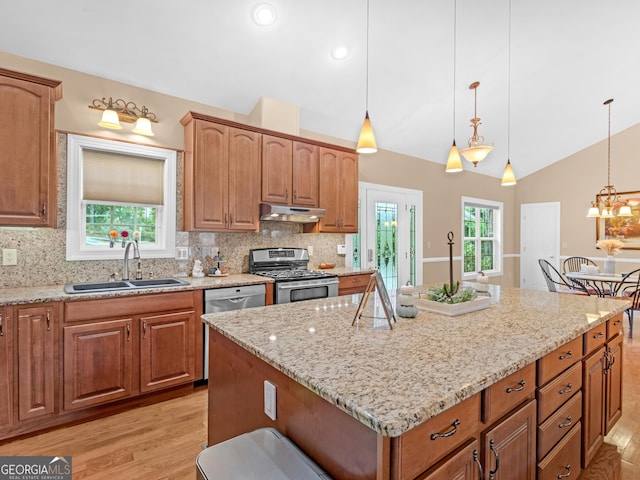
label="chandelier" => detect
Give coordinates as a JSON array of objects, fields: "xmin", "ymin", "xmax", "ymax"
[
  {"xmin": 586, "ymin": 99, "xmax": 632, "ymax": 218},
  {"xmin": 459, "ymin": 81, "xmax": 494, "ymax": 166}
]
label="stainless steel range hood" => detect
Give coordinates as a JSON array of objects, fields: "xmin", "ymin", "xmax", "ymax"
[{"xmin": 260, "ymin": 203, "xmax": 325, "ymax": 223}]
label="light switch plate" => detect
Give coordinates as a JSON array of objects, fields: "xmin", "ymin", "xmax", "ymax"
[
  {"xmin": 264, "ymin": 380, "xmax": 277, "ymax": 420},
  {"xmin": 337, "ymin": 244, "xmax": 347, "ymax": 255},
  {"xmin": 2, "ymin": 249, "xmax": 17, "ymax": 266}
]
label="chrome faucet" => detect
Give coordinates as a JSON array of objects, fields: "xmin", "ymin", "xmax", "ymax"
[{"xmin": 123, "ymin": 241, "xmax": 142, "ymax": 281}]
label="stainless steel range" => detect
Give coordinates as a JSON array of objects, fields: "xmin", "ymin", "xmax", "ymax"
[{"xmin": 249, "ymin": 247, "xmax": 339, "ymax": 304}]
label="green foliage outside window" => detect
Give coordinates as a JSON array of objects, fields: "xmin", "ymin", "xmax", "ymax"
[
  {"xmin": 85, "ymin": 204, "xmax": 157, "ymax": 245},
  {"xmin": 464, "ymin": 206, "xmax": 496, "ymax": 273}
]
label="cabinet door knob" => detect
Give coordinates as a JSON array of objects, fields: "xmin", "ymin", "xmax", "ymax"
[
  {"xmin": 41, "ymin": 202, "xmax": 47, "ymax": 223},
  {"xmin": 0, "ymin": 312, "xmax": 3, "ymax": 336},
  {"xmin": 143, "ymin": 320, "xmax": 147, "ymax": 339},
  {"xmin": 46, "ymin": 310, "xmax": 51, "ymax": 331}
]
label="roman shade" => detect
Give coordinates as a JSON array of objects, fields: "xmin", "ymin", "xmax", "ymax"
[{"xmin": 82, "ymin": 149, "xmax": 164, "ymax": 205}]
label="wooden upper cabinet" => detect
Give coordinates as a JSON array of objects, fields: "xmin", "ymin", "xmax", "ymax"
[
  {"xmin": 316, "ymin": 147, "xmax": 359, "ymax": 233},
  {"xmin": 182, "ymin": 113, "xmax": 260, "ymax": 232},
  {"xmin": 261, "ymin": 136, "xmax": 319, "ymax": 207},
  {"xmin": 292, "ymin": 141, "xmax": 319, "ymax": 207},
  {"xmin": 261, "ymin": 135, "xmax": 293, "ymax": 204},
  {"xmin": 0, "ymin": 69, "xmax": 61, "ymax": 227}
]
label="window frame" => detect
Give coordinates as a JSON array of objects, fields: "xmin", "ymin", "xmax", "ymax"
[
  {"xmin": 461, "ymin": 196, "xmax": 503, "ymax": 279},
  {"xmin": 66, "ymin": 134, "xmax": 177, "ymax": 261}
]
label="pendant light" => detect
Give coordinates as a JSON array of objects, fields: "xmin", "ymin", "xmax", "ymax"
[
  {"xmin": 356, "ymin": 0, "xmax": 377, "ymax": 154},
  {"xmin": 459, "ymin": 81, "xmax": 493, "ymax": 166},
  {"xmin": 501, "ymin": 0, "xmax": 516, "ymax": 186},
  {"xmin": 586, "ymin": 99, "xmax": 632, "ymax": 218},
  {"xmin": 445, "ymin": 0, "xmax": 463, "ymax": 173}
]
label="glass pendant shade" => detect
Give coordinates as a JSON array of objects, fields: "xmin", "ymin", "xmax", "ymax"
[
  {"xmin": 132, "ymin": 117, "xmax": 155, "ymax": 136},
  {"xmin": 618, "ymin": 205, "xmax": 632, "ymax": 217},
  {"xmin": 586, "ymin": 204, "xmax": 601, "ymax": 218},
  {"xmin": 356, "ymin": 111, "xmax": 377, "ymax": 154},
  {"xmin": 601, "ymin": 208, "xmax": 614, "ymax": 219},
  {"xmin": 501, "ymin": 159, "xmax": 516, "ymax": 186},
  {"xmin": 98, "ymin": 109, "xmax": 123, "ymax": 129},
  {"xmin": 459, "ymin": 144, "xmax": 493, "ymax": 166},
  {"xmin": 445, "ymin": 140, "xmax": 463, "ymax": 172}
]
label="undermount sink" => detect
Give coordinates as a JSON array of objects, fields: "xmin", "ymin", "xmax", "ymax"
[{"xmin": 64, "ymin": 278, "xmax": 189, "ymax": 294}]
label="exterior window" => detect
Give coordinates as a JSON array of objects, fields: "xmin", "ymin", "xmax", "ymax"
[
  {"xmin": 66, "ymin": 134, "xmax": 176, "ymax": 260},
  {"xmin": 462, "ymin": 197, "xmax": 503, "ymax": 278}
]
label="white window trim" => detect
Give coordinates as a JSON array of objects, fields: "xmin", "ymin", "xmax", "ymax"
[
  {"xmin": 66, "ymin": 134, "xmax": 177, "ymax": 261},
  {"xmin": 461, "ymin": 196, "xmax": 503, "ymax": 279}
]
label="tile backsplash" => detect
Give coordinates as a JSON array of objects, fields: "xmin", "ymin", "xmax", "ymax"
[{"xmin": 0, "ymin": 133, "xmax": 344, "ymax": 288}]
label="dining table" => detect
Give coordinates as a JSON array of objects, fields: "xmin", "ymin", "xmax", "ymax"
[{"xmin": 565, "ymin": 271, "xmax": 639, "ymax": 297}]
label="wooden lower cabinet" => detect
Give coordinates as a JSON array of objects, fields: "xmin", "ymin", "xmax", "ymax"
[
  {"xmin": 582, "ymin": 346, "xmax": 606, "ymax": 467},
  {"xmin": 604, "ymin": 332, "xmax": 622, "ymax": 435},
  {"xmin": 420, "ymin": 439, "xmax": 481, "ymax": 480},
  {"xmin": 63, "ymin": 291, "xmax": 200, "ymax": 412},
  {"xmin": 63, "ymin": 318, "xmax": 136, "ymax": 410},
  {"xmin": 0, "ymin": 306, "xmax": 13, "ymax": 429},
  {"xmin": 338, "ymin": 273, "xmax": 372, "ymax": 296},
  {"xmin": 482, "ymin": 399, "xmax": 537, "ymax": 480},
  {"xmin": 140, "ymin": 310, "xmax": 196, "ymax": 393},
  {"xmin": 17, "ymin": 304, "xmax": 57, "ymax": 421}
]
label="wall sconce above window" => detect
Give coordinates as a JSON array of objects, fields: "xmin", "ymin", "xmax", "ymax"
[{"xmin": 89, "ymin": 97, "xmax": 158, "ymax": 136}]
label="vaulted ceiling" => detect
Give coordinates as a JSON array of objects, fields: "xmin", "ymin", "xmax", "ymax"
[{"xmin": 2, "ymin": 0, "xmax": 639, "ymax": 179}]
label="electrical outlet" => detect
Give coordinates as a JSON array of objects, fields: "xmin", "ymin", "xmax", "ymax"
[
  {"xmin": 264, "ymin": 380, "xmax": 277, "ymax": 420},
  {"xmin": 2, "ymin": 249, "xmax": 17, "ymax": 266},
  {"xmin": 175, "ymin": 247, "xmax": 189, "ymax": 260},
  {"xmin": 307, "ymin": 246, "xmax": 314, "ymax": 256},
  {"xmin": 337, "ymin": 244, "xmax": 346, "ymax": 255}
]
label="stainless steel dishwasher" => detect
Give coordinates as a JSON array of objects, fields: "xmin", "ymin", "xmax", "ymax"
[{"xmin": 203, "ymin": 284, "xmax": 266, "ymax": 380}]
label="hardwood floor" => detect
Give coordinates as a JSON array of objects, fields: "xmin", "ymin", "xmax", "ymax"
[
  {"xmin": 0, "ymin": 388, "xmax": 207, "ymax": 479},
  {"xmin": 0, "ymin": 326, "xmax": 638, "ymax": 480}
]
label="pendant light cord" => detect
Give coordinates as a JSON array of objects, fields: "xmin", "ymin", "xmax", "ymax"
[
  {"xmin": 365, "ymin": 0, "xmax": 370, "ymax": 112},
  {"xmin": 607, "ymin": 100, "xmax": 611, "ymax": 185},
  {"xmin": 507, "ymin": 0, "xmax": 511, "ymax": 159},
  {"xmin": 452, "ymin": 0, "xmax": 457, "ymax": 137}
]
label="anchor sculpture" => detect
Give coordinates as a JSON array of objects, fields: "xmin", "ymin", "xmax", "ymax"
[{"xmin": 444, "ymin": 231, "xmax": 460, "ymax": 298}]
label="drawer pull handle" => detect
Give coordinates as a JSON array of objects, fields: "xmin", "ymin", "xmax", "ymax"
[
  {"xmin": 559, "ymin": 383, "xmax": 573, "ymax": 395},
  {"xmin": 430, "ymin": 419, "xmax": 460, "ymax": 440},
  {"xmin": 0, "ymin": 312, "xmax": 3, "ymax": 336},
  {"xmin": 558, "ymin": 464, "xmax": 572, "ymax": 478},
  {"xmin": 614, "ymin": 319, "xmax": 622, "ymax": 326},
  {"xmin": 592, "ymin": 332, "xmax": 604, "ymax": 339},
  {"xmin": 506, "ymin": 380, "xmax": 525, "ymax": 393},
  {"xmin": 559, "ymin": 351, "xmax": 573, "ymax": 360},
  {"xmin": 559, "ymin": 416, "xmax": 572, "ymax": 428},
  {"xmin": 488, "ymin": 438, "xmax": 499, "ymax": 480},
  {"xmin": 473, "ymin": 449, "xmax": 484, "ymax": 478}
]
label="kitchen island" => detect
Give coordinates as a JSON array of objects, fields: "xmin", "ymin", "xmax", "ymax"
[{"xmin": 202, "ymin": 285, "xmax": 630, "ymax": 479}]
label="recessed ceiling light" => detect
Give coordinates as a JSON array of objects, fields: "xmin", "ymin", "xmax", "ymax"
[
  {"xmin": 252, "ymin": 3, "xmax": 277, "ymax": 26},
  {"xmin": 331, "ymin": 45, "xmax": 351, "ymax": 60}
]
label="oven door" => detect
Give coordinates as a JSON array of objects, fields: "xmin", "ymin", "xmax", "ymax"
[{"xmin": 275, "ymin": 278, "xmax": 339, "ymax": 304}]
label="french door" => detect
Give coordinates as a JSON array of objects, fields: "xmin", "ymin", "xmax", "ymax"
[{"xmin": 350, "ymin": 182, "xmax": 422, "ymax": 289}]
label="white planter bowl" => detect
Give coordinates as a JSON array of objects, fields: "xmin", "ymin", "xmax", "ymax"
[{"xmin": 415, "ymin": 295, "xmax": 491, "ymax": 317}]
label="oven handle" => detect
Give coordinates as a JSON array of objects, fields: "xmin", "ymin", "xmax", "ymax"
[{"xmin": 277, "ymin": 279, "xmax": 339, "ymax": 289}]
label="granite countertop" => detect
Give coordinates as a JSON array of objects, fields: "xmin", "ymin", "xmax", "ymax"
[
  {"xmin": 202, "ymin": 284, "xmax": 631, "ymax": 437},
  {"xmin": 0, "ymin": 274, "xmax": 272, "ymax": 306},
  {"xmin": 0, "ymin": 267, "xmax": 370, "ymax": 306}
]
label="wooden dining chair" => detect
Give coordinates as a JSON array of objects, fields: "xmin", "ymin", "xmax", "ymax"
[
  {"xmin": 539, "ymin": 259, "xmax": 589, "ymax": 295},
  {"xmin": 619, "ymin": 268, "xmax": 640, "ymax": 338}
]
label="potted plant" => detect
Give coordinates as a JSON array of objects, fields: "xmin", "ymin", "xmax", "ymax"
[{"xmin": 596, "ymin": 238, "xmax": 624, "ymax": 274}]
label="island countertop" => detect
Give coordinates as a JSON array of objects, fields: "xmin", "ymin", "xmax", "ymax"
[{"xmin": 201, "ymin": 284, "xmax": 630, "ymax": 437}]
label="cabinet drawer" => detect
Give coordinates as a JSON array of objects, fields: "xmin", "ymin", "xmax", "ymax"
[
  {"xmin": 584, "ymin": 323, "xmax": 607, "ymax": 356},
  {"xmin": 338, "ymin": 274, "xmax": 372, "ymax": 295},
  {"xmin": 393, "ymin": 393, "xmax": 480, "ymax": 480},
  {"xmin": 537, "ymin": 390, "xmax": 582, "ymax": 461},
  {"xmin": 482, "ymin": 362, "xmax": 536, "ymax": 424},
  {"xmin": 607, "ymin": 314, "xmax": 623, "ymax": 340},
  {"xmin": 537, "ymin": 336, "xmax": 582, "ymax": 386},
  {"xmin": 537, "ymin": 361, "xmax": 582, "ymax": 423},
  {"xmin": 537, "ymin": 422, "xmax": 582, "ymax": 480}
]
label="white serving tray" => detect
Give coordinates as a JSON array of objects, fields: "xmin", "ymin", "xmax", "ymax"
[{"xmin": 415, "ymin": 295, "xmax": 491, "ymax": 317}]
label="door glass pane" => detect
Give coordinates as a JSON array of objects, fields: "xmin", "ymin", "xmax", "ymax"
[
  {"xmin": 376, "ymin": 202, "xmax": 398, "ymax": 289},
  {"xmin": 353, "ymin": 199, "xmax": 361, "ymax": 268},
  {"xmin": 409, "ymin": 204, "xmax": 416, "ymax": 286}
]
